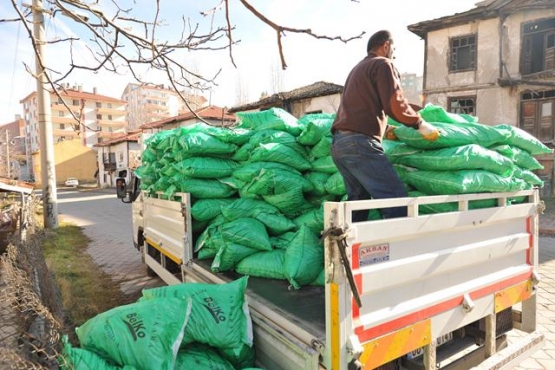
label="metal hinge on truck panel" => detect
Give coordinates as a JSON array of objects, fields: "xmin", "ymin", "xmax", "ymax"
[{"xmin": 321, "ymin": 224, "xmax": 363, "ymax": 308}]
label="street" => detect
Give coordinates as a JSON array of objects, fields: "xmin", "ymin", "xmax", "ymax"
[{"xmin": 56, "ymin": 187, "xmax": 163, "ymax": 296}]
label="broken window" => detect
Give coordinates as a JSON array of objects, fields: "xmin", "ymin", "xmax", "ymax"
[
  {"xmin": 449, "ymin": 34, "xmax": 477, "ymax": 72},
  {"xmin": 521, "ymin": 18, "xmax": 555, "ymax": 75},
  {"xmin": 520, "ymin": 90, "xmax": 555, "ymax": 143},
  {"xmin": 448, "ymin": 96, "xmax": 476, "ymax": 116}
]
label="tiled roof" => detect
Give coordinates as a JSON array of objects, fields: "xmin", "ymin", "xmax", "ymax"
[
  {"xmin": 228, "ymin": 81, "xmax": 343, "ymax": 113},
  {"xmin": 139, "ymin": 106, "xmax": 235, "ymax": 130},
  {"xmin": 95, "ymin": 131, "xmax": 141, "ymax": 147},
  {"xmin": 20, "ymin": 89, "xmax": 125, "ymax": 104}
]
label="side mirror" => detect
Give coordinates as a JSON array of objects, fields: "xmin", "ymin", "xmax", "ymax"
[{"xmin": 116, "ymin": 177, "xmax": 127, "ymax": 199}]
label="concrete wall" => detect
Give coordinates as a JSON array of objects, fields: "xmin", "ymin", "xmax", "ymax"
[{"xmin": 32, "ymin": 139, "xmax": 97, "ymax": 186}]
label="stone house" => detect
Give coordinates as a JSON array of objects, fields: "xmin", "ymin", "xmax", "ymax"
[{"xmin": 408, "ymin": 0, "xmax": 555, "ymax": 193}]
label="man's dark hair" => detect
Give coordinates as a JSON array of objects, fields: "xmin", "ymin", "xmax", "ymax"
[{"xmin": 367, "ymin": 30, "xmax": 393, "ymax": 53}]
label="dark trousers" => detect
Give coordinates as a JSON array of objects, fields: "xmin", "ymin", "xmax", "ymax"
[{"xmin": 331, "ymin": 131, "xmax": 407, "ymax": 221}]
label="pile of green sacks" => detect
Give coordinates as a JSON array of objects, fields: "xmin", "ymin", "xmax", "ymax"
[
  {"xmin": 60, "ymin": 277, "xmax": 263, "ymax": 370},
  {"xmin": 135, "ymin": 108, "xmax": 342, "ymax": 289},
  {"xmin": 133, "ymin": 104, "xmax": 550, "ymax": 289}
]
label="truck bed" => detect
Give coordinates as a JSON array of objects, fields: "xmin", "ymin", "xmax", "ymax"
[{"xmin": 195, "ymin": 258, "xmax": 326, "ymax": 343}]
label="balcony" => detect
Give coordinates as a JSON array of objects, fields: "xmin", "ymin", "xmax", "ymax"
[
  {"xmin": 51, "ymin": 103, "xmax": 81, "ymax": 113},
  {"xmin": 96, "ymin": 107, "xmax": 126, "ymax": 115},
  {"xmin": 52, "ymin": 129, "xmax": 79, "ymax": 138},
  {"xmin": 97, "ymin": 119, "xmax": 127, "ymax": 128},
  {"xmin": 103, "ymin": 161, "xmax": 117, "ymax": 171},
  {"xmin": 52, "ymin": 116, "xmax": 79, "ymax": 125}
]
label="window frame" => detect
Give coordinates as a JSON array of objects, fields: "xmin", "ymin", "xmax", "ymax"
[
  {"xmin": 449, "ymin": 34, "xmax": 477, "ymax": 73},
  {"xmin": 447, "ymin": 96, "xmax": 477, "ymax": 116}
]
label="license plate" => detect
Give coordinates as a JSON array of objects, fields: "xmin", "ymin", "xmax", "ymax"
[{"xmin": 406, "ymin": 332, "xmax": 454, "ymax": 359}]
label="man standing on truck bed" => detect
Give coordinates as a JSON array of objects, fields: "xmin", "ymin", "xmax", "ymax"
[{"xmin": 331, "ymin": 29, "xmax": 439, "ymax": 222}]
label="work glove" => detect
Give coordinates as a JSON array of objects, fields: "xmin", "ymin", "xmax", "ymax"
[
  {"xmin": 384, "ymin": 125, "xmax": 398, "ymax": 141},
  {"xmin": 418, "ymin": 120, "xmax": 440, "ymax": 142}
]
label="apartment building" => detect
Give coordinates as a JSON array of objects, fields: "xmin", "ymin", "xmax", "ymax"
[
  {"xmin": 121, "ymin": 83, "xmax": 208, "ymax": 130},
  {"xmin": 0, "ymin": 116, "xmax": 28, "ymax": 180},
  {"xmin": 20, "ymin": 85, "xmax": 127, "ymax": 153},
  {"xmin": 400, "ymin": 73, "xmax": 423, "ymax": 106}
]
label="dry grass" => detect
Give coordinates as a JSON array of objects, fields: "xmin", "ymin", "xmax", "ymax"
[{"xmin": 42, "ymin": 222, "xmax": 133, "ymax": 327}]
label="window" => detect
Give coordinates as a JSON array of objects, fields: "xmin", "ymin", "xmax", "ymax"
[
  {"xmin": 108, "ymin": 115, "xmax": 113, "ymax": 120},
  {"xmin": 449, "ymin": 35, "xmax": 477, "ymax": 72},
  {"xmin": 520, "ymin": 90, "xmax": 555, "ymax": 142},
  {"xmin": 60, "ymin": 124, "xmax": 65, "ymax": 130},
  {"xmin": 97, "ymin": 114, "xmax": 102, "ymax": 120},
  {"xmin": 107, "ymin": 103, "xmax": 112, "ymax": 108},
  {"xmin": 57, "ymin": 97, "xmax": 64, "ymax": 104},
  {"xmin": 96, "ymin": 102, "xmax": 102, "ymax": 108},
  {"xmin": 521, "ymin": 18, "xmax": 555, "ymax": 75},
  {"xmin": 72, "ymin": 99, "xmax": 79, "ymax": 106},
  {"xmin": 448, "ymin": 97, "xmax": 476, "ymax": 116},
  {"xmin": 58, "ymin": 111, "xmax": 65, "ymax": 117}
]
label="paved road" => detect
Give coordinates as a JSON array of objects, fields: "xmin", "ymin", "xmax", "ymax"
[
  {"xmin": 54, "ymin": 187, "xmax": 555, "ymax": 368},
  {"xmin": 56, "ymin": 187, "xmax": 163, "ymax": 297}
]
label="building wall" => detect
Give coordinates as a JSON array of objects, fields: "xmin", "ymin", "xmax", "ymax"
[
  {"xmin": 32, "ymin": 139, "xmax": 97, "ymax": 186},
  {"xmin": 424, "ymin": 8, "xmax": 555, "ymax": 126},
  {"xmin": 97, "ymin": 141, "xmax": 141, "ymax": 187},
  {"xmin": 289, "ymin": 95, "xmax": 340, "ymax": 117}
]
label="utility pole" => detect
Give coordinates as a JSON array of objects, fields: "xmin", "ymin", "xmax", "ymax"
[{"xmin": 33, "ymin": 0, "xmax": 59, "ymax": 229}]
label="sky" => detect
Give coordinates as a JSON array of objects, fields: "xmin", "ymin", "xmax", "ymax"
[{"xmin": 0, "ymin": 0, "xmax": 480, "ymax": 124}]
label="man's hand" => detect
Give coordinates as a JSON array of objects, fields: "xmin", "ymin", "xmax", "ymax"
[
  {"xmin": 384, "ymin": 125, "xmax": 398, "ymax": 141},
  {"xmin": 418, "ymin": 121, "xmax": 440, "ymax": 142}
]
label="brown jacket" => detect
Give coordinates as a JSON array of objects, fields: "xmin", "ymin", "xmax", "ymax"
[{"xmin": 331, "ymin": 53, "xmax": 421, "ymax": 142}]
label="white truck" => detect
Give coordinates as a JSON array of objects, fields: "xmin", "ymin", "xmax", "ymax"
[{"xmin": 117, "ymin": 175, "xmax": 544, "ymax": 370}]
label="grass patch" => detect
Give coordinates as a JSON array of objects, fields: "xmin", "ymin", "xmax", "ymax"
[{"xmin": 42, "ymin": 222, "xmax": 132, "ymax": 326}]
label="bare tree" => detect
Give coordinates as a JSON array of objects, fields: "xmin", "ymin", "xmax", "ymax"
[
  {"xmin": 270, "ymin": 59, "xmax": 284, "ymax": 95},
  {"xmin": 2, "ymin": 0, "xmax": 363, "ymax": 128},
  {"xmin": 235, "ymin": 71, "xmax": 250, "ymax": 106}
]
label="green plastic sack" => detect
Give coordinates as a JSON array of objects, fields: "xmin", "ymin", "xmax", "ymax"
[
  {"xmin": 177, "ymin": 131, "xmax": 238, "ymax": 156},
  {"xmin": 262, "ymin": 184, "xmax": 315, "ymax": 217},
  {"xmin": 177, "ymin": 178, "xmax": 236, "ymax": 199},
  {"xmin": 141, "ymin": 277, "xmax": 253, "ymax": 350},
  {"xmin": 304, "ymin": 171, "xmax": 332, "ymax": 196},
  {"xmin": 514, "ymin": 168, "xmax": 544, "ymax": 186},
  {"xmin": 405, "ymin": 169, "xmax": 530, "ymax": 195},
  {"xmin": 418, "ymin": 103, "xmax": 478, "ymax": 124},
  {"xmin": 76, "ymin": 298, "xmax": 191, "ymax": 370},
  {"xmin": 243, "ymin": 168, "xmax": 314, "ymax": 196},
  {"xmin": 236, "ymin": 249, "xmax": 287, "ymax": 280},
  {"xmin": 311, "ymin": 156, "xmax": 338, "ymax": 173},
  {"xmin": 220, "ymin": 218, "xmax": 272, "ymax": 251},
  {"xmin": 236, "ymin": 108, "xmax": 302, "ymax": 136},
  {"xmin": 490, "ymin": 145, "xmax": 543, "ymax": 170},
  {"xmin": 176, "ymin": 157, "xmax": 240, "ymax": 178},
  {"xmin": 60, "ymin": 335, "xmax": 136, "ymax": 370},
  {"xmin": 231, "ymin": 142, "xmax": 255, "ymax": 161},
  {"xmin": 221, "ymin": 198, "xmax": 297, "ymax": 235},
  {"xmin": 325, "ymin": 172, "xmax": 346, "ymax": 196},
  {"xmin": 383, "ymin": 140, "xmax": 423, "ymax": 164},
  {"xmin": 250, "ymin": 143, "xmax": 311, "ymax": 171},
  {"xmin": 310, "ymin": 268, "xmax": 326, "ymax": 286},
  {"xmin": 284, "ymin": 226, "xmax": 325, "ymax": 289},
  {"xmin": 233, "ymin": 161, "xmax": 301, "ymax": 182},
  {"xmin": 309, "ymin": 136, "xmax": 332, "ymax": 159},
  {"xmin": 496, "ymin": 124, "xmax": 553, "ymax": 155},
  {"xmin": 293, "ymin": 207, "xmax": 324, "ymax": 234},
  {"xmin": 179, "ymin": 123, "xmax": 253, "ymax": 145},
  {"xmin": 395, "ymin": 144, "xmax": 516, "ymax": 176},
  {"xmin": 249, "ymin": 129, "xmax": 297, "ymax": 147},
  {"xmin": 218, "ymin": 343, "xmax": 256, "ymax": 370},
  {"xmin": 191, "ymin": 199, "xmax": 236, "ymax": 221},
  {"xmin": 212, "ymin": 242, "xmax": 259, "ymax": 272},
  {"xmin": 175, "ymin": 343, "xmax": 235, "ymax": 370},
  {"xmin": 392, "ymin": 121, "xmax": 511, "ymax": 150},
  {"xmin": 297, "ymin": 114, "xmax": 335, "ymax": 145},
  {"xmin": 270, "ymin": 231, "xmax": 297, "ymax": 249}
]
